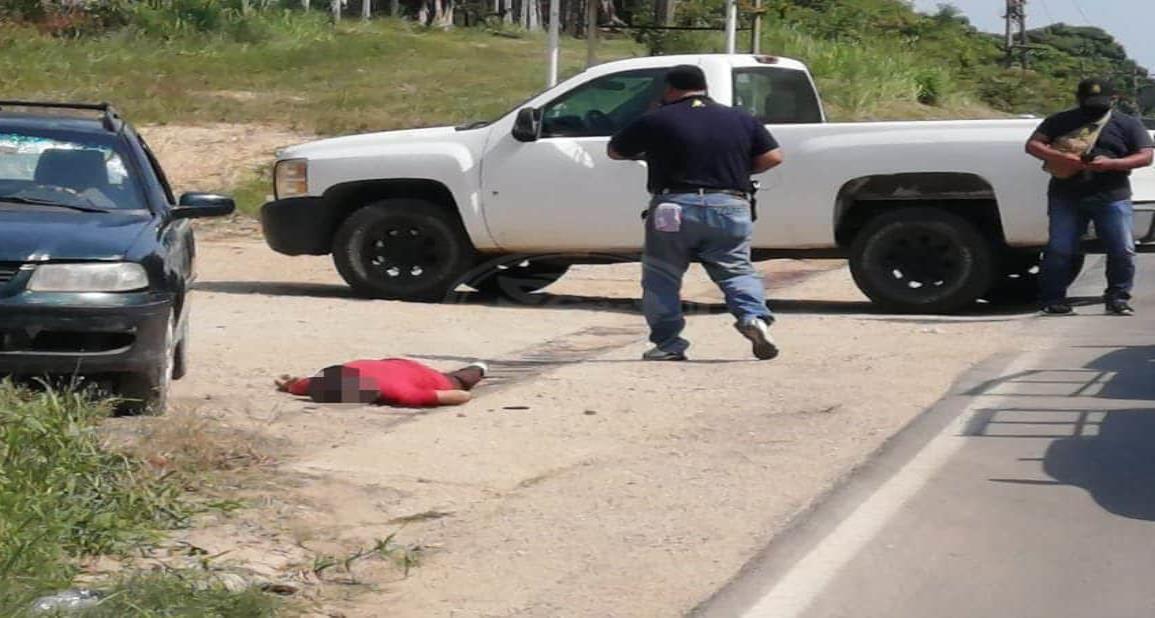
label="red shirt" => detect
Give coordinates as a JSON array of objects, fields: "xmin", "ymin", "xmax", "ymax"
[{"xmin": 287, "ymin": 358, "xmax": 454, "ymax": 407}]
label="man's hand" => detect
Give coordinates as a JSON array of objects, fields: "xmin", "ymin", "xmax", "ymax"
[
  {"xmin": 1048, "ymin": 152, "xmax": 1087, "ymax": 177},
  {"xmin": 275, "ymin": 374, "xmax": 296, "ymax": 392},
  {"xmin": 1085, "ymin": 149, "xmax": 1154, "ymax": 173},
  {"xmin": 1086, "ymin": 156, "xmax": 1121, "ymax": 173},
  {"xmin": 1026, "ymin": 133, "xmax": 1082, "ymax": 171}
]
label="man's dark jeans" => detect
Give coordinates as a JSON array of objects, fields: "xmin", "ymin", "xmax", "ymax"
[{"xmin": 1039, "ymin": 195, "xmax": 1135, "ymax": 305}]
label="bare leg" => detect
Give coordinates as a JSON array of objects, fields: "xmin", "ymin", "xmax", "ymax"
[{"xmin": 435, "ymin": 390, "xmax": 473, "ymax": 405}]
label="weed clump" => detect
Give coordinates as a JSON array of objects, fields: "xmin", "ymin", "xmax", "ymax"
[{"xmin": 0, "ymin": 382, "xmax": 262, "ymax": 614}]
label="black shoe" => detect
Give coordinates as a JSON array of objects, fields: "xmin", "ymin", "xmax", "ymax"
[
  {"xmin": 1106, "ymin": 300, "xmax": 1135, "ymax": 316},
  {"xmin": 734, "ymin": 318, "xmax": 780, "ymax": 361},
  {"xmin": 1040, "ymin": 302, "xmax": 1075, "ymax": 316},
  {"xmin": 642, "ymin": 347, "xmax": 687, "ymax": 361}
]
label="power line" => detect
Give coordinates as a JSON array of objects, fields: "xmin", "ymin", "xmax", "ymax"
[
  {"xmin": 1068, "ymin": 0, "xmax": 1093, "ymax": 27},
  {"xmin": 1037, "ymin": 0, "xmax": 1055, "ymax": 26}
]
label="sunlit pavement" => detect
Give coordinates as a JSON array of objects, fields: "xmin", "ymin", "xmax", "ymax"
[{"xmin": 698, "ymin": 254, "xmax": 1155, "ymax": 618}]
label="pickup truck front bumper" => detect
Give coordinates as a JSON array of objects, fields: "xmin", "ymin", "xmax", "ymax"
[{"xmin": 260, "ymin": 197, "xmax": 334, "ymax": 256}]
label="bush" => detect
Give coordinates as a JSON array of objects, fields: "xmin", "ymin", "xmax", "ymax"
[
  {"xmin": 80, "ymin": 573, "xmax": 279, "ymax": 617},
  {"xmin": 0, "ymin": 382, "xmax": 190, "ymax": 611}
]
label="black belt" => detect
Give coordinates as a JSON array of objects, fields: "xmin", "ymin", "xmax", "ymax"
[
  {"xmin": 650, "ymin": 186, "xmax": 760, "ymax": 222},
  {"xmin": 658, "ymin": 187, "xmax": 750, "ymax": 198}
]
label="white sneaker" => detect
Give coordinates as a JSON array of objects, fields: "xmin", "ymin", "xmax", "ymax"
[{"xmin": 735, "ymin": 318, "xmax": 779, "ymax": 361}]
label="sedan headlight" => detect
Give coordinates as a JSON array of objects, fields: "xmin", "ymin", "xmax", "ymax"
[
  {"xmin": 274, "ymin": 158, "xmax": 309, "ymax": 199},
  {"xmin": 28, "ymin": 263, "xmax": 149, "ymax": 292}
]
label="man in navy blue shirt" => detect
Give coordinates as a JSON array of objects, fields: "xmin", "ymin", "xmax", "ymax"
[
  {"xmin": 1027, "ymin": 78, "xmax": 1154, "ymax": 316},
  {"xmin": 608, "ymin": 65, "xmax": 784, "ymax": 361}
]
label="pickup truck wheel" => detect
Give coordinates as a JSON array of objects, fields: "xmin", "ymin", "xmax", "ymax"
[
  {"xmin": 471, "ymin": 260, "xmax": 570, "ymax": 298},
  {"xmin": 332, "ymin": 200, "xmax": 474, "ymax": 302},
  {"xmin": 984, "ymin": 251, "xmax": 1085, "ymax": 305},
  {"xmin": 850, "ymin": 209, "xmax": 995, "ymax": 314}
]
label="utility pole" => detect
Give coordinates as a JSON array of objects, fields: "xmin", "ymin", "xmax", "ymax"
[
  {"xmin": 751, "ymin": 0, "xmax": 763, "ymax": 54},
  {"xmin": 724, "ymin": 0, "xmax": 737, "ymax": 54},
  {"xmin": 1004, "ymin": 0, "xmax": 1026, "ymax": 69},
  {"xmin": 547, "ymin": 0, "xmax": 560, "ymax": 86},
  {"xmin": 586, "ymin": 0, "xmax": 598, "ymax": 68}
]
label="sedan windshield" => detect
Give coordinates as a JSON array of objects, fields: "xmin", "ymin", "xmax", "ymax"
[{"xmin": 0, "ymin": 127, "xmax": 146, "ymax": 211}]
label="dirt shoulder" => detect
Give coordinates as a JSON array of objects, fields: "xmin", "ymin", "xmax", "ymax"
[{"xmin": 159, "ymin": 239, "xmax": 1034, "ymax": 617}]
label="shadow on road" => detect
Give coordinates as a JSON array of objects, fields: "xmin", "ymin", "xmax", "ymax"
[
  {"xmin": 1043, "ymin": 409, "xmax": 1155, "ymax": 521},
  {"xmin": 193, "ymin": 280, "xmax": 360, "ymax": 299},
  {"xmin": 965, "ymin": 345, "xmax": 1155, "ymax": 401},
  {"xmin": 194, "ymin": 279, "xmax": 1052, "ymax": 322},
  {"xmin": 970, "ymin": 344, "xmax": 1155, "ymax": 521}
]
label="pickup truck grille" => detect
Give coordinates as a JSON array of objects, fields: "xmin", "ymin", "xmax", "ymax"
[{"xmin": 0, "ymin": 263, "xmax": 20, "ymax": 285}]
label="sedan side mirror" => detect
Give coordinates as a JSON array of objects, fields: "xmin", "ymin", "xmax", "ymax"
[
  {"xmin": 173, "ymin": 192, "xmax": 236, "ymax": 220},
  {"xmin": 512, "ymin": 107, "xmax": 541, "ymax": 142}
]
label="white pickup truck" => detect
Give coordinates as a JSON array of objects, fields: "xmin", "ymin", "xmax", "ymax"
[{"xmin": 260, "ymin": 53, "xmax": 1155, "ymax": 312}]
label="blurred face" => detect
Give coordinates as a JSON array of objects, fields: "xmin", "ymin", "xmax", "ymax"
[{"xmin": 309, "ymin": 366, "xmax": 379, "ymax": 404}]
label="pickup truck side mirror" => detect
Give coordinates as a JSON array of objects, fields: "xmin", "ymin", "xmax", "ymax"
[{"xmin": 512, "ymin": 108, "xmax": 541, "ymax": 142}]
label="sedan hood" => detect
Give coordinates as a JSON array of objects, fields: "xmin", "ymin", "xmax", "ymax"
[{"xmin": 0, "ymin": 207, "xmax": 152, "ymax": 262}]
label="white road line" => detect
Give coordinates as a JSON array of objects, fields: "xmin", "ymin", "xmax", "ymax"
[{"xmin": 740, "ymin": 351, "xmax": 1041, "ymax": 618}]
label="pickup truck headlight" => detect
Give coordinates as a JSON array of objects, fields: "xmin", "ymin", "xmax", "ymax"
[
  {"xmin": 27, "ymin": 263, "xmax": 149, "ymax": 292},
  {"xmin": 274, "ymin": 158, "xmax": 309, "ymax": 199}
]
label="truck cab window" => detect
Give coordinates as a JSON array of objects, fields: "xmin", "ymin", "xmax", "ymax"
[
  {"xmin": 541, "ymin": 69, "xmax": 665, "ymax": 138},
  {"xmin": 733, "ymin": 67, "xmax": 823, "ymax": 125}
]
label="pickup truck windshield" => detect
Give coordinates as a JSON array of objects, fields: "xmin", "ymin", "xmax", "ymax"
[
  {"xmin": 733, "ymin": 67, "xmax": 823, "ymax": 124},
  {"xmin": 0, "ymin": 128, "xmax": 146, "ymax": 211}
]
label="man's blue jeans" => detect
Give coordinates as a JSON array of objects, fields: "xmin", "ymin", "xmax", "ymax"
[
  {"xmin": 1039, "ymin": 195, "xmax": 1135, "ymax": 305},
  {"xmin": 642, "ymin": 192, "xmax": 772, "ymax": 354}
]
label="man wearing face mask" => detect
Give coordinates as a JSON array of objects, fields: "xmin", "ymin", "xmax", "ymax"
[
  {"xmin": 607, "ymin": 65, "xmax": 784, "ymax": 361},
  {"xmin": 1027, "ymin": 78, "xmax": 1155, "ymax": 316}
]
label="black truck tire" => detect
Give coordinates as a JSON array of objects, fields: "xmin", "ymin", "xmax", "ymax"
[
  {"xmin": 171, "ymin": 306, "xmax": 189, "ymax": 380},
  {"xmin": 850, "ymin": 208, "xmax": 996, "ymax": 314},
  {"xmin": 118, "ymin": 312, "xmax": 174, "ymax": 415},
  {"xmin": 471, "ymin": 260, "xmax": 570, "ymax": 298},
  {"xmin": 984, "ymin": 250, "xmax": 1086, "ymax": 305},
  {"xmin": 332, "ymin": 199, "xmax": 475, "ymax": 302}
]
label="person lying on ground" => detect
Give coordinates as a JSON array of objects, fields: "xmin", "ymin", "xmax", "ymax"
[{"xmin": 275, "ymin": 358, "xmax": 487, "ymax": 407}]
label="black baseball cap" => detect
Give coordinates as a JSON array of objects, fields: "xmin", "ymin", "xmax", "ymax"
[
  {"xmin": 665, "ymin": 65, "xmax": 708, "ymax": 91},
  {"xmin": 1076, "ymin": 78, "xmax": 1116, "ymax": 107}
]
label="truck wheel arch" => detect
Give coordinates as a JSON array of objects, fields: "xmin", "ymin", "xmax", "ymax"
[
  {"xmin": 324, "ymin": 178, "xmax": 467, "ymax": 240},
  {"xmin": 834, "ymin": 172, "xmax": 1006, "ymax": 249},
  {"xmin": 261, "ymin": 178, "xmax": 471, "ymax": 257}
]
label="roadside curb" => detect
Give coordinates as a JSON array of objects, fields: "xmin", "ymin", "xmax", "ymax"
[{"xmin": 690, "ymin": 348, "xmax": 1021, "ymax": 617}]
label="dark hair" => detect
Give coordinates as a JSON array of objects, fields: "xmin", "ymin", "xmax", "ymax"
[{"xmin": 665, "ymin": 65, "xmax": 708, "ymax": 92}]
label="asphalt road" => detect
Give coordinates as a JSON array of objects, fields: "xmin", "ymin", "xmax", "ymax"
[{"xmin": 697, "ymin": 255, "xmax": 1155, "ymax": 618}]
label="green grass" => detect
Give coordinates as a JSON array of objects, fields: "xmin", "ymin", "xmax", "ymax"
[
  {"xmin": 0, "ymin": 382, "xmax": 277, "ymax": 616},
  {"xmin": 73, "ymin": 573, "xmax": 279, "ymax": 618},
  {"xmin": 0, "ymin": 16, "xmax": 643, "ymax": 135},
  {"xmin": 230, "ymin": 166, "xmax": 273, "ymax": 217},
  {"xmin": 649, "ymin": 24, "xmax": 1001, "ymax": 121}
]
